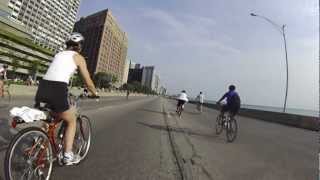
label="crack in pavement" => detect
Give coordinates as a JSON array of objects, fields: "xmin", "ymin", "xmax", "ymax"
[
  {"xmin": 163, "ymin": 98, "xmax": 218, "ymax": 180},
  {"xmin": 162, "ymin": 101, "xmax": 184, "ymax": 180},
  {"xmin": 161, "ymin": 99, "xmax": 193, "ymax": 180},
  {"xmin": 174, "ymin": 118, "xmax": 215, "ymax": 180}
]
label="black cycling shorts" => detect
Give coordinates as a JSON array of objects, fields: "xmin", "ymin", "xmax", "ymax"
[
  {"xmin": 177, "ymin": 100, "xmax": 186, "ymax": 107},
  {"xmin": 35, "ymin": 80, "xmax": 69, "ymax": 113},
  {"xmin": 221, "ymin": 104, "xmax": 239, "ymax": 116}
]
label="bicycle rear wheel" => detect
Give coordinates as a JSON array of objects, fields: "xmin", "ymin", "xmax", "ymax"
[
  {"xmin": 4, "ymin": 127, "xmax": 53, "ymax": 180},
  {"xmin": 226, "ymin": 118, "xmax": 238, "ymax": 142},
  {"xmin": 215, "ymin": 115, "xmax": 223, "ymax": 135},
  {"xmin": 73, "ymin": 115, "xmax": 92, "ymax": 162}
]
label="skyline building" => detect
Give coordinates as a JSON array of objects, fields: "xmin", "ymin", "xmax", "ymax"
[
  {"xmin": 121, "ymin": 59, "xmax": 129, "ymax": 84},
  {"xmin": 0, "ymin": 0, "xmax": 30, "ymax": 38},
  {"xmin": 141, "ymin": 66, "xmax": 155, "ymax": 90},
  {"xmin": 128, "ymin": 68, "xmax": 143, "ymax": 84},
  {"xmin": 0, "ymin": 0, "xmax": 53, "ymax": 79},
  {"xmin": 74, "ymin": 9, "xmax": 128, "ymax": 85},
  {"xmin": 7, "ymin": 0, "xmax": 81, "ymax": 52},
  {"xmin": 127, "ymin": 64, "xmax": 161, "ymax": 91}
]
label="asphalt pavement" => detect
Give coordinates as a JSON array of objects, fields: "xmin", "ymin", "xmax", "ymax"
[{"xmin": 0, "ymin": 97, "xmax": 317, "ymax": 180}]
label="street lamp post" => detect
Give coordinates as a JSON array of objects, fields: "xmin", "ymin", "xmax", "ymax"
[{"xmin": 250, "ymin": 13, "xmax": 289, "ymax": 113}]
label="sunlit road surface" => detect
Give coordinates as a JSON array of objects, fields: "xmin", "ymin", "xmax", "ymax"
[{"xmin": 0, "ymin": 97, "xmax": 316, "ymax": 180}]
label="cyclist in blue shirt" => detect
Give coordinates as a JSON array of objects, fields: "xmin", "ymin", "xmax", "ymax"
[{"xmin": 217, "ymin": 85, "xmax": 241, "ymax": 117}]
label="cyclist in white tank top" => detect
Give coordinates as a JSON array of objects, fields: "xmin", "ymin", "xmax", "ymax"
[
  {"xmin": 35, "ymin": 32, "xmax": 98, "ymax": 165},
  {"xmin": 43, "ymin": 51, "xmax": 77, "ymax": 83}
]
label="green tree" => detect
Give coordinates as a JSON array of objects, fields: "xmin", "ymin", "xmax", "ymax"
[
  {"xmin": 93, "ymin": 72, "xmax": 114, "ymax": 89},
  {"xmin": 123, "ymin": 81, "xmax": 154, "ymax": 94},
  {"xmin": 28, "ymin": 60, "xmax": 41, "ymax": 81},
  {"xmin": 11, "ymin": 57, "xmax": 20, "ymax": 74},
  {"xmin": 111, "ymin": 74, "xmax": 118, "ymax": 84},
  {"xmin": 71, "ymin": 73, "xmax": 83, "ymax": 87}
]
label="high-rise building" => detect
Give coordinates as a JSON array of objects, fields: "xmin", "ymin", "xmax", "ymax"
[
  {"xmin": 74, "ymin": 9, "xmax": 128, "ymax": 85},
  {"xmin": 0, "ymin": 0, "xmax": 30, "ymax": 38},
  {"xmin": 0, "ymin": 0, "xmax": 9, "ymax": 13},
  {"xmin": 128, "ymin": 68, "xmax": 143, "ymax": 84},
  {"xmin": 141, "ymin": 66, "xmax": 156, "ymax": 90},
  {"xmin": 154, "ymin": 74, "xmax": 160, "ymax": 92},
  {"xmin": 121, "ymin": 59, "xmax": 129, "ymax": 84},
  {"xmin": 7, "ymin": 0, "xmax": 81, "ymax": 52},
  {"xmin": 0, "ymin": 0, "xmax": 53, "ymax": 78}
]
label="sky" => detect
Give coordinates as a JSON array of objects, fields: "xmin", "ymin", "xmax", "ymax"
[{"xmin": 77, "ymin": 0, "xmax": 319, "ymax": 111}]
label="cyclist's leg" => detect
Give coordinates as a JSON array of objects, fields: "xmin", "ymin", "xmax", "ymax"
[
  {"xmin": 230, "ymin": 108, "xmax": 239, "ymax": 119},
  {"xmin": 176, "ymin": 100, "xmax": 182, "ymax": 112},
  {"xmin": 59, "ymin": 107, "xmax": 77, "ymax": 153},
  {"xmin": 220, "ymin": 105, "xmax": 228, "ymax": 117}
]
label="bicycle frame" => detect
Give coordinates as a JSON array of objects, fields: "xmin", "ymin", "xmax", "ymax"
[
  {"xmin": 11, "ymin": 94, "xmax": 82, "ymax": 164},
  {"xmin": 5, "ymin": 94, "xmax": 91, "ymax": 179},
  {"xmin": 47, "ymin": 117, "xmax": 64, "ymax": 155},
  {"xmin": 21, "ymin": 117, "xmax": 64, "ymax": 167}
]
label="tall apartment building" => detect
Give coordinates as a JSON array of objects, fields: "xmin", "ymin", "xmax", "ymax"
[
  {"xmin": 121, "ymin": 59, "xmax": 129, "ymax": 84},
  {"xmin": 0, "ymin": 0, "xmax": 9, "ymax": 13},
  {"xmin": 141, "ymin": 66, "xmax": 161, "ymax": 91},
  {"xmin": 0, "ymin": 0, "xmax": 53, "ymax": 79},
  {"xmin": 7, "ymin": 0, "xmax": 81, "ymax": 52},
  {"xmin": 128, "ymin": 68, "xmax": 143, "ymax": 84},
  {"xmin": 74, "ymin": 9, "xmax": 128, "ymax": 85}
]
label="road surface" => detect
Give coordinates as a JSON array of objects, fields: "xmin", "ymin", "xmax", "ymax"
[{"xmin": 0, "ymin": 96, "xmax": 316, "ymax": 180}]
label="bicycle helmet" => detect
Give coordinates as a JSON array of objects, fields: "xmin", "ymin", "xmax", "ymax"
[
  {"xmin": 229, "ymin": 85, "xmax": 236, "ymax": 91},
  {"xmin": 67, "ymin": 32, "xmax": 84, "ymax": 43}
]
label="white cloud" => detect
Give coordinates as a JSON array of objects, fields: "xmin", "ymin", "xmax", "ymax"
[
  {"xmin": 140, "ymin": 8, "xmax": 240, "ymax": 55},
  {"xmin": 93, "ymin": 2, "xmax": 318, "ymax": 111}
]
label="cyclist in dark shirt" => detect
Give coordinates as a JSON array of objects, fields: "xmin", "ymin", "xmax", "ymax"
[{"xmin": 217, "ymin": 85, "xmax": 241, "ymax": 117}]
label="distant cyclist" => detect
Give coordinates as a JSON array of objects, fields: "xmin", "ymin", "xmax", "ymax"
[
  {"xmin": 196, "ymin": 91, "xmax": 204, "ymax": 112},
  {"xmin": 0, "ymin": 64, "xmax": 8, "ymax": 97},
  {"xmin": 126, "ymin": 89, "xmax": 130, "ymax": 100},
  {"xmin": 216, "ymin": 85, "xmax": 241, "ymax": 117},
  {"xmin": 176, "ymin": 90, "xmax": 188, "ymax": 112}
]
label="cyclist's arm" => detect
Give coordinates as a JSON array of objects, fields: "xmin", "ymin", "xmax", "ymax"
[
  {"xmin": 217, "ymin": 93, "xmax": 227, "ymax": 103},
  {"xmin": 73, "ymin": 54, "xmax": 97, "ymax": 96}
]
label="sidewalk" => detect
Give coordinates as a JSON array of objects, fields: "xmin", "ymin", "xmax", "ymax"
[{"xmin": 8, "ymin": 84, "xmax": 145, "ymax": 97}]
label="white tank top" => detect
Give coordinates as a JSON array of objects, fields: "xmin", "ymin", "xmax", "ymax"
[{"xmin": 43, "ymin": 51, "xmax": 77, "ymax": 84}]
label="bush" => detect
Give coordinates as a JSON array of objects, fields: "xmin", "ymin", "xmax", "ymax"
[
  {"xmin": 120, "ymin": 82, "xmax": 156, "ymax": 95},
  {"xmin": 93, "ymin": 72, "xmax": 117, "ymax": 89}
]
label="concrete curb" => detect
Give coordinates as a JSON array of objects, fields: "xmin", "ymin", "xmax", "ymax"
[{"xmin": 189, "ymin": 100, "xmax": 319, "ymax": 131}]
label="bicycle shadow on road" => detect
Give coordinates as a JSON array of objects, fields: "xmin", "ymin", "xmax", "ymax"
[{"xmin": 137, "ymin": 121, "xmax": 217, "ymax": 139}]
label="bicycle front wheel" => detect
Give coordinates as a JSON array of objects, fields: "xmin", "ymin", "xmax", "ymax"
[
  {"xmin": 4, "ymin": 127, "xmax": 53, "ymax": 180},
  {"xmin": 226, "ymin": 118, "xmax": 238, "ymax": 142},
  {"xmin": 73, "ymin": 115, "xmax": 92, "ymax": 162}
]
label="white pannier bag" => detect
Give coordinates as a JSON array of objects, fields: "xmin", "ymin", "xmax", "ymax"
[{"xmin": 10, "ymin": 106, "xmax": 47, "ymax": 123}]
